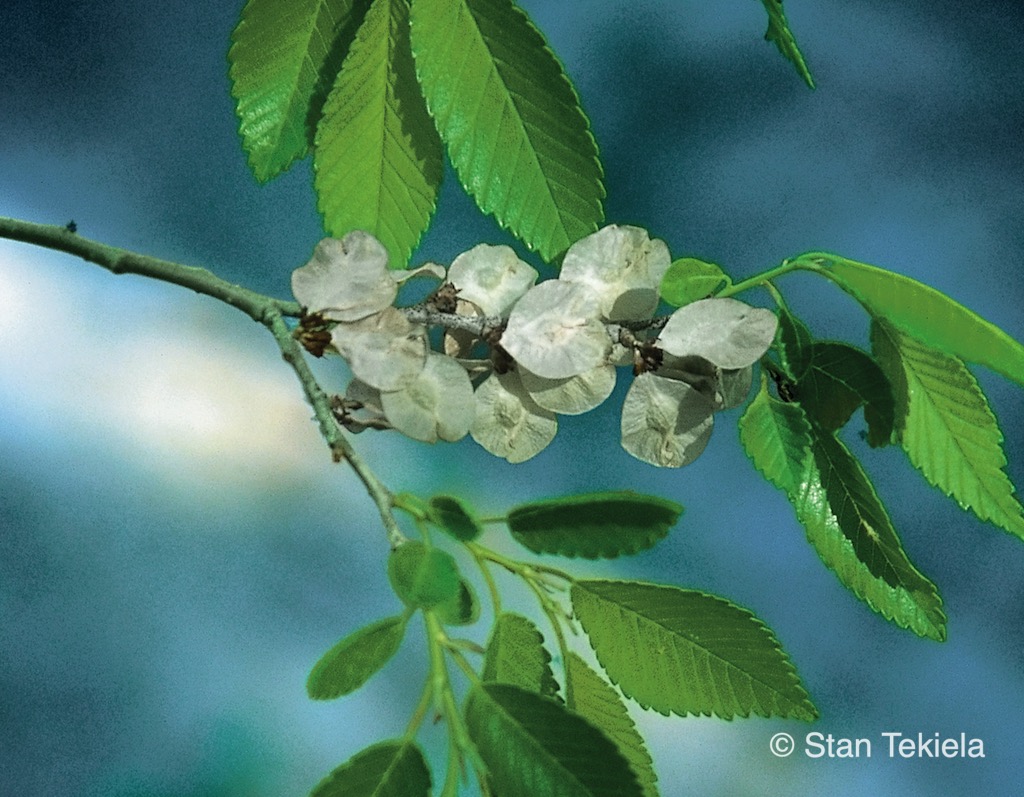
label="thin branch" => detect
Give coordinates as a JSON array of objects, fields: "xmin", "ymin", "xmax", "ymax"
[
  {"xmin": 0, "ymin": 217, "xmax": 301, "ymax": 321},
  {"xmin": 0, "ymin": 215, "xmax": 406, "ymax": 548}
]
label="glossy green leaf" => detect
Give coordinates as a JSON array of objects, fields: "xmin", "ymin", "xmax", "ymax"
[
  {"xmin": 409, "ymin": 0, "xmax": 604, "ymax": 261},
  {"xmin": 776, "ymin": 310, "xmax": 894, "ymax": 445},
  {"xmin": 465, "ymin": 683, "xmax": 642, "ymax": 797},
  {"xmin": 427, "ymin": 494, "xmax": 483, "ymax": 541},
  {"xmin": 759, "ymin": 0, "xmax": 814, "ymax": 88},
  {"xmin": 435, "ymin": 577, "xmax": 480, "ymax": 626},
  {"xmin": 310, "ymin": 739, "xmax": 430, "ymax": 797},
  {"xmin": 506, "ymin": 491, "xmax": 682, "ymax": 559},
  {"xmin": 873, "ymin": 320, "xmax": 1024, "ymax": 539},
  {"xmin": 571, "ymin": 579, "xmax": 817, "ymax": 720},
  {"xmin": 775, "ymin": 306, "xmax": 812, "ymax": 380},
  {"xmin": 797, "ymin": 252, "xmax": 1024, "ymax": 388},
  {"xmin": 739, "ymin": 379, "xmax": 946, "ymax": 639},
  {"xmin": 229, "ymin": 0, "xmax": 367, "ymax": 182},
  {"xmin": 482, "ymin": 613, "xmax": 559, "ymax": 698},
  {"xmin": 797, "ymin": 342, "xmax": 895, "ymax": 447},
  {"xmin": 314, "ymin": 0, "xmax": 443, "ymax": 267},
  {"xmin": 659, "ymin": 257, "xmax": 731, "ymax": 307},
  {"xmin": 307, "ymin": 615, "xmax": 407, "ymax": 700},
  {"xmin": 567, "ymin": 654, "xmax": 659, "ymax": 797},
  {"xmin": 387, "ymin": 541, "xmax": 461, "ymax": 609}
]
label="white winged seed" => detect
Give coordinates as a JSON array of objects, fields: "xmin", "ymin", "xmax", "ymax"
[{"xmin": 291, "ymin": 232, "xmax": 397, "ymax": 322}]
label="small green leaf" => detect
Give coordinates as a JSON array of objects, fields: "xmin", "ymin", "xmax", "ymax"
[
  {"xmin": 775, "ymin": 310, "xmax": 894, "ymax": 445},
  {"xmin": 797, "ymin": 252, "xmax": 1024, "ymax": 389},
  {"xmin": 567, "ymin": 654, "xmax": 659, "ymax": 797},
  {"xmin": 506, "ymin": 491, "xmax": 682, "ymax": 559},
  {"xmin": 759, "ymin": 0, "xmax": 815, "ymax": 89},
  {"xmin": 310, "ymin": 739, "xmax": 430, "ymax": 797},
  {"xmin": 795, "ymin": 342, "xmax": 895, "ymax": 447},
  {"xmin": 435, "ymin": 577, "xmax": 480, "ymax": 626},
  {"xmin": 307, "ymin": 615, "xmax": 407, "ymax": 700},
  {"xmin": 314, "ymin": 0, "xmax": 443, "ymax": 267},
  {"xmin": 427, "ymin": 494, "xmax": 483, "ymax": 541},
  {"xmin": 571, "ymin": 579, "xmax": 817, "ymax": 720},
  {"xmin": 482, "ymin": 613, "xmax": 559, "ymax": 698},
  {"xmin": 410, "ymin": 0, "xmax": 604, "ymax": 261},
  {"xmin": 775, "ymin": 307, "xmax": 813, "ymax": 380},
  {"xmin": 659, "ymin": 257, "xmax": 731, "ymax": 307},
  {"xmin": 873, "ymin": 320, "xmax": 1024, "ymax": 539},
  {"xmin": 387, "ymin": 541, "xmax": 461, "ymax": 609},
  {"xmin": 229, "ymin": 0, "xmax": 367, "ymax": 182},
  {"xmin": 465, "ymin": 683, "xmax": 643, "ymax": 797},
  {"xmin": 739, "ymin": 379, "xmax": 947, "ymax": 639}
]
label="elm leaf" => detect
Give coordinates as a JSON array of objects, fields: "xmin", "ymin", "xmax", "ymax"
[
  {"xmin": 314, "ymin": 0, "xmax": 443, "ymax": 267},
  {"xmin": 387, "ymin": 540, "xmax": 461, "ymax": 609},
  {"xmin": 660, "ymin": 257, "xmax": 731, "ymax": 308},
  {"xmin": 410, "ymin": 0, "xmax": 604, "ymax": 261},
  {"xmin": 506, "ymin": 491, "xmax": 682, "ymax": 559},
  {"xmin": 796, "ymin": 252, "xmax": 1024, "ymax": 389},
  {"xmin": 427, "ymin": 494, "xmax": 483, "ymax": 542},
  {"xmin": 310, "ymin": 739, "xmax": 430, "ymax": 797},
  {"xmin": 739, "ymin": 378, "xmax": 946, "ymax": 639},
  {"xmin": 464, "ymin": 683, "xmax": 643, "ymax": 797},
  {"xmin": 759, "ymin": 0, "xmax": 814, "ymax": 89},
  {"xmin": 567, "ymin": 654, "xmax": 659, "ymax": 797},
  {"xmin": 482, "ymin": 613, "xmax": 559, "ymax": 698},
  {"xmin": 229, "ymin": 0, "xmax": 367, "ymax": 182},
  {"xmin": 873, "ymin": 320, "xmax": 1024, "ymax": 539},
  {"xmin": 571, "ymin": 579, "xmax": 817, "ymax": 720},
  {"xmin": 307, "ymin": 615, "xmax": 407, "ymax": 700}
]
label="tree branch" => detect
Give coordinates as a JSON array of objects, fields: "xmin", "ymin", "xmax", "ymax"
[
  {"xmin": 0, "ymin": 216, "xmax": 302, "ymax": 322},
  {"xmin": 0, "ymin": 215, "xmax": 406, "ymax": 548}
]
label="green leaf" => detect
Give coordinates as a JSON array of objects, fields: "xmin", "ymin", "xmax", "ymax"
[
  {"xmin": 797, "ymin": 252, "xmax": 1024, "ymax": 389},
  {"xmin": 567, "ymin": 654, "xmax": 659, "ymax": 797},
  {"xmin": 435, "ymin": 577, "xmax": 480, "ymax": 626},
  {"xmin": 873, "ymin": 320, "xmax": 1024, "ymax": 539},
  {"xmin": 759, "ymin": 0, "xmax": 814, "ymax": 89},
  {"xmin": 387, "ymin": 541, "xmax": 461, "ymax": 609},
  {"xmin": 571, "ymin": 579, "xmax": 817, "ymax": 720},
  {"xmin": 659, "ymin": 257, "xmax": 731, "ymax": 307},
  {"xmin": 739, "ymin": 379, "xmax": 947, "ymax": 639},
  {"xmin": 795, "ymin": 342, "xmax": 895, "ymax": 447},
  {"xmin": 410, "ymin": 0, "xmax": 604, "ymax": 261},
  {"xmin": 310, "ymin": 739, "xmax": 430, "ymax": 797},
  {"xmin": 506, "ymin": 491, "xmax": 682, "ymax": 559},
  {"xmin": 314, "ymin": 0, "xmax": 443, "ymax": 267},
  {"xmin": 775, "ymin": 307, "xmax": 813, "ymax": 381},
  {"xmin": 229, "ymin": 0, "xmax": 367, "ymax": 182},
  {"xmin": 465, "ymin": 683, "xmax": 643, "ymax": 797},
  {"xmin": 775, "ymin": 310, "xmax": 894, "ymax": 445},
  {"xmin": 307, "ymin": 615, "xmax": 407, "ymax": 700},
  {"xmin": 482, "ymin": 613, "xmax": 560, "ymax": 698},
  {"xmin": 427, "ymin": 494, "xmax": 483, "ymax": 541}
]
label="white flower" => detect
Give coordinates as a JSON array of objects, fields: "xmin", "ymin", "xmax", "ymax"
[
  {"xmin": 291, "ymin": 232, "xmax": 397, "ymax": 321},
  {"xmin": 657, "ymin": 297, "xmax": 777, "ymax": 369},
  {"xmin": 447, "ymin": 244, "xmax": 538, "ymax": 317},
  {"xmin": 518, "ymin": 363, "xmax": 617, "ymax": 415},
  {"xmin": 620, "ymin": 373, "xmax": 715, "ymax": 468},
  {"xmin": 380, "ymin": 352, "xmax": 475, "ymax": 443},
  {"xmin": 471, "ymin": 371, "xmax": 557, "ymax": 463},
  {"xmin": 560, "ymin": 225, "xmax": 671, "ymax": 321},
  {"xmin": 330, "ymin": 307, "xmax": 427, "ymax": 391},
  {"xmin": 500, "ymin": 280, "xmax": 611, "ymax": 379}
]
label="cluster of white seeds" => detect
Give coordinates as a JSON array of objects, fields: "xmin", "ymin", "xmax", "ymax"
[{"xmin": 291, "ymin": 225, "xmax": 777, "ymax": 467}]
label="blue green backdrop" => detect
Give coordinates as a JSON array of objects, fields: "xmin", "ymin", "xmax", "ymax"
[{"xmin": 2, "ymin": 2, "xmax": 1023, "ymax": 795}]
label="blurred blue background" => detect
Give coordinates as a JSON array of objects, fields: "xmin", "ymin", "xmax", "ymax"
[{"xmin": 2, "ymin": 1, "xmax": 1023, "ymax": 795}]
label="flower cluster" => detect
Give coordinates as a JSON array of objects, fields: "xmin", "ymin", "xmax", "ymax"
[{"xmin": 291, "ymin": 226, "xmax": 777, "ymax": 467}]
